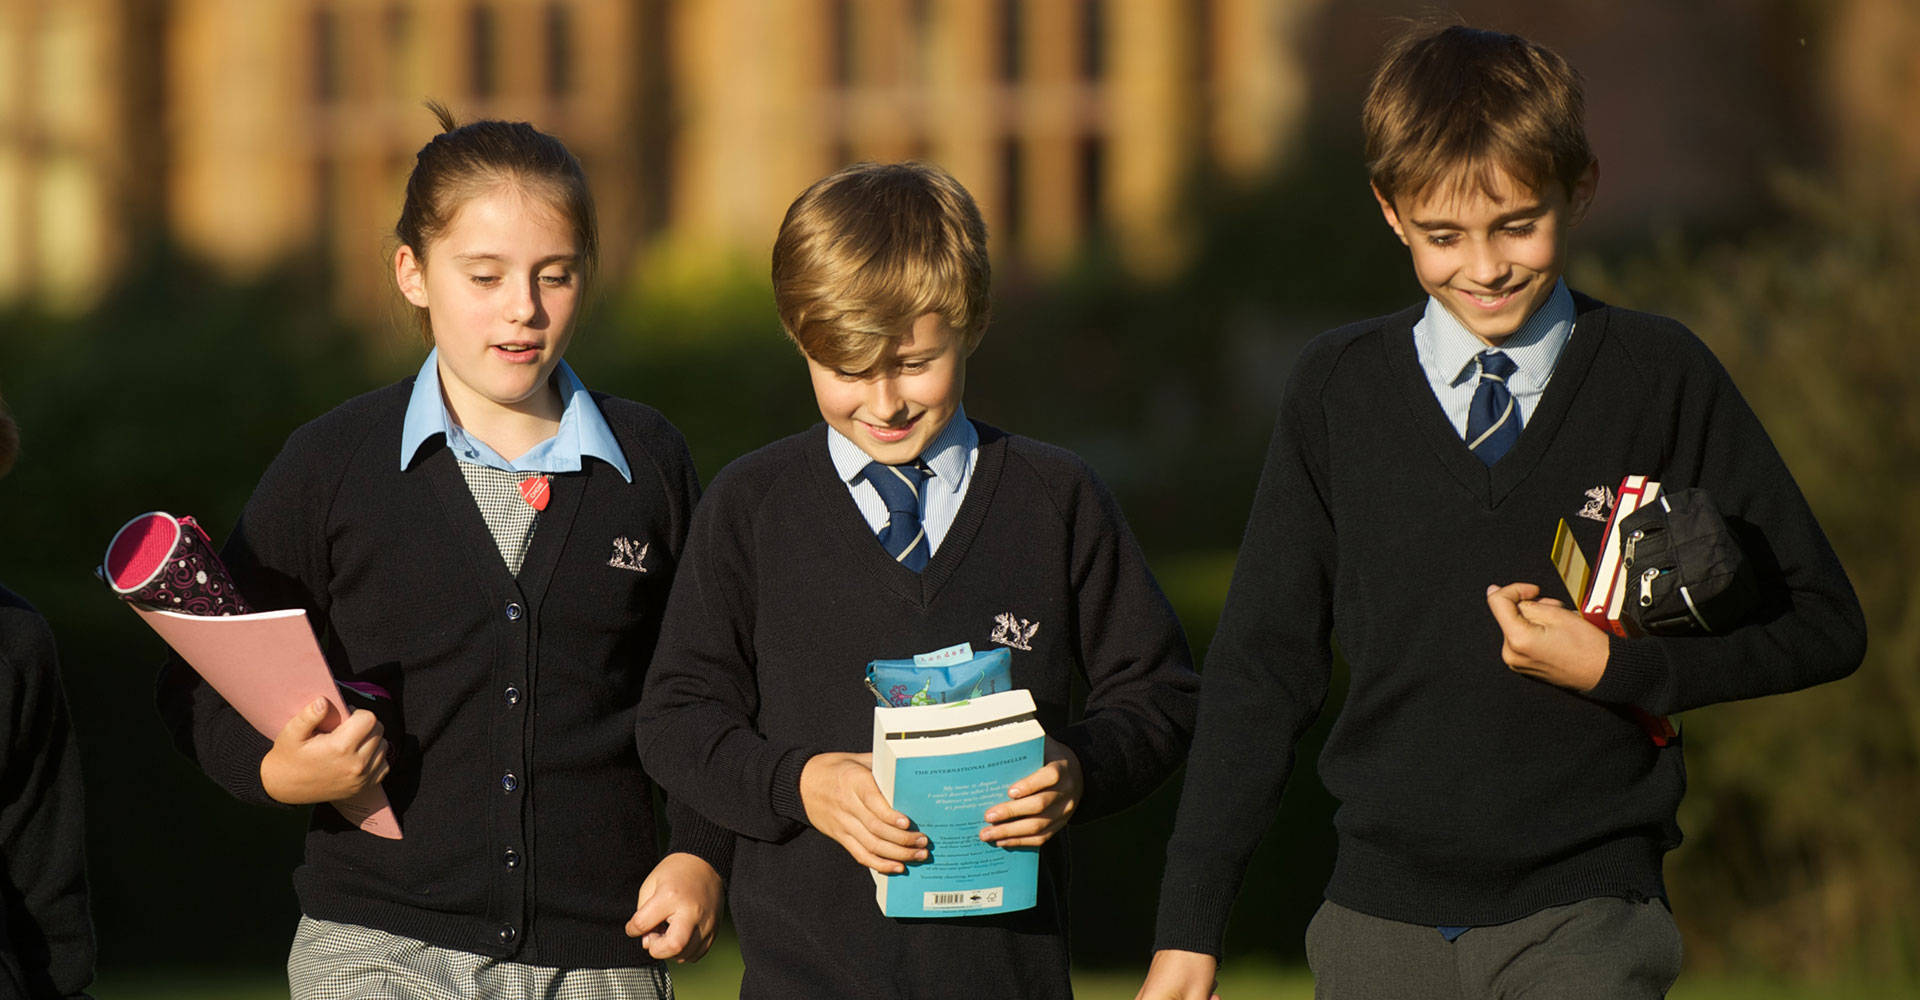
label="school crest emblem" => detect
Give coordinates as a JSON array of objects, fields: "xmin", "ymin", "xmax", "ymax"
[
  {"xmin": 608, "ymin": 537, "xmax": 649, "ymax": 572},
  {"xmin": 990, "ymin": 612, "xmax": 1039, "ymax": 651},
  {"xmin": 1578, "ymin": 484, "xmax": 1615, "ymax": 523}
]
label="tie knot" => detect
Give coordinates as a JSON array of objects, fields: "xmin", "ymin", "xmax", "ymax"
[
  {"xmin": 860, "ymin": 461, "xmax": 929, "ymax": 517},
  {"xmin": 1479, "ymin": 351, "xmax": 1517, "ymax": 381}
]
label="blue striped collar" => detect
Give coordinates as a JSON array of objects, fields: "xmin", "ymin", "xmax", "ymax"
[
  {"xmin": 1416, "ymin": 279, "xmax": 1575, "ymax": 394},
  {"xmin": 399, "ymin": 349, "xmax": 632, "ymax": 482},
  {"xmin": 826, "ymin": 406, "xmax": 975, "ymax": 493}
]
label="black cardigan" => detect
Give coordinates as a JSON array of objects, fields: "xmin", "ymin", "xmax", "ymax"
[{"xmin": 156, "ymin": 380, "xmax": 731, "ymax": 968}]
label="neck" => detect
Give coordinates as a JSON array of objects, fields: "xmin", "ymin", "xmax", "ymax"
[{"xmin": 439, "ymin": 373, "xmax": 565, "ymax": 463}]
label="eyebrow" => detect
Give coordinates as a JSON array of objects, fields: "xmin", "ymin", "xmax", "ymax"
[
  {"xmin": 1407, "ymin": 204, "xmax": 1548, "ymax": 230},
  {"xmin": 450, "ymin": 252, "xmax": 579, "ymax": 266}
]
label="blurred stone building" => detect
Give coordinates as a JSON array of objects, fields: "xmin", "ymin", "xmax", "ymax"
[
  {"xmin": 0, "ymin": 0, "xmax": 1314, "ymax": 318},
  {"xmin": 0, "ymin": 0, "xmax": 1911, "ymax": 318}
]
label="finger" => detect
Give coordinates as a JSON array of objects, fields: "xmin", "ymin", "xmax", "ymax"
[
  {"xmin": 854, "ymin": 780, "xmax": 914, "ymax": 832},
  {"xmin": 644, "ymin": 913, "xmax": 693, "ymax": 960},
  {"xmin": 1485, "ymin": 590, "xmax": 1532, "ymax": 636},
  {"xmin": 1487, "ymin": 581, "xmax": 1542, "ymax": 603},
  {"xmin": 844, "ymin": 839, "xmax": 906, "ymax": 875},
  {"xmin": 857, "ymin": 824, "xmax": 927, "ymax": 861},
  {"xmin": 1005, "ymin": 763, "xmax": 1061, "ymax": 799},
  {"xmin": 986, "ymin": 789, "xmax": 1055, "ymax": 824},
  {"xmin": 981, "ymin": 813, "xmax": 1063, "ymax": 844},
  {"xmin": 278, "ymin": 698, "xmax": 331, "ymax": 742}
]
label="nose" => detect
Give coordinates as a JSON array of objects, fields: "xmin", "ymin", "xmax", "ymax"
[
  {"xmin": 506, "ymin": 276, "xmax": 540, "ymax": 325},
  {"xmin": 867, "ymin": 375, "xmax": 906, "ymax": 421},
  {"xmin": 1465, "ymin": 238, "xmax": 1512, "ymax": 289}
]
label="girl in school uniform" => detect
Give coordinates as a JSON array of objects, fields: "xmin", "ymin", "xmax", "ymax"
[{"xmin": 157, "ymin": 105, "xmax": 727, "ymax": 1000}]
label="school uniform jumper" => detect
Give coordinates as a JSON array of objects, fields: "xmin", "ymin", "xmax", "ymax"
[
  {"xmin": 1152, "ymin": 293, "xmax": 1867, "ymax": 959},
  {"xmin": 0, "ymin": 587, "xmax": 95, "ymax": 999},
  {"xmin": 156, "ymin": 379, "xmax": 732, "ymax": 970},
  {"xmin": 638, "ymin": 420, "xmax": 1201, "ymax": 999}
]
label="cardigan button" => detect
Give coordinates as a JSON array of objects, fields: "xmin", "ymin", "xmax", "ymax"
[
  {"xmin": 505, "ymin": 602, "xmax": 524, "ymax": 621},
  {"xmin": 504, "ymin": 685, "xmax": 521, "ymax": 706},
  {"xmin": 503, "ymin": 848, "xmax": 520, "ymax": 869},
  {"xmin": 501, "ymin": 772, "xmax": 518, "ymax": 793},
  {"xmin": 497, "ymin": 924, "xmax": 517, "ymax": 946}
]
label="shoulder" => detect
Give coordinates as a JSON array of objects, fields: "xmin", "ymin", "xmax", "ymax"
[
  {"xmin": 275, "ymin": 380, "xmax": 412, "ymax": 471},
  {"xmin": 1290, "ymin": 302, "xmax": 1424, "ymax": 392},
  {"xmin": 699, "ymin": 426, "xmax": 821, "ymax": 515},
  {"xmin": 0, "ymin": 583, "xmax": 56, "ymax": 676},
  {"xmin": 1576, "ymin": 292, "xmax": 1721, "ymax": 368},
  {"xmin": 591, "ymin": 392, "xmax": 696, "ymax": 482},
  {"xmin": 988, "ymin": 424, "xmax": 1121, "ymax": 527}
]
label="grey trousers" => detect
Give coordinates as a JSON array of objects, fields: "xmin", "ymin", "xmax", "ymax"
[
  {"xmin": 1305, "ymin": 897, "xmax": 1683, "ymax": 1000},
  {"xmin": 288, "ymin": 916, "xmax": 673, "ymax": 1000}
]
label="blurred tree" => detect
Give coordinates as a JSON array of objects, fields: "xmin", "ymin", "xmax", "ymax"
[{"xmin": 1580, "ymin": 175, "xmax": 1920, "ymax": 979}]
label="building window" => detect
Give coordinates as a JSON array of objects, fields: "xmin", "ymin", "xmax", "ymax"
[
  {"xmin": 999, "ymin": 136, "xmax": 1023, "ymax": 245},
  {"xmin": 386, "ymin": 3, "xmax": 413, "ymax": 99},
  {"xmin": 830, "ymin": 0, "xmax": 854, "ymax": 87},
  {"xmin": 545, "ymin": 4, "xmax": 573, "ymax": 100},
  {"xmin": 998, "ymin": 0, "xmax": 1022, "ymax": 84},
  {"xmin": 470, "ymin": 4, "xmax": 497, "ymax": 99},
  {"xmin": 1080, "ymin": 0, "xmax": 1104, "ymax": 81},
  {"xmin": 313, "ymin": 5, "xmax": 339, "ymax": 103}
]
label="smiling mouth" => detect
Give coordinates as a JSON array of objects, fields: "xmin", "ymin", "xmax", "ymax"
[{"xmin": 862, "ymin": 416, "xmax": 920, "ymax": 443}]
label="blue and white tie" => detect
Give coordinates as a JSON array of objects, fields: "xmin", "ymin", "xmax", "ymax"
[
  {"xmin": 860, "ymin": 460, "xmax": 931, "ymax": 572},
  {"xmin": 1465, "ymin": 350, "xmax": 1521, "ymax": 465}
]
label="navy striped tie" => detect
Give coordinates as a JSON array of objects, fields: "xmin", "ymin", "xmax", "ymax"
[
  {"xmin": 1465, "ymin": 350, "xmax": 1521, "ymax": 465},
  {"xmin": 860, "ymin": 461, "xmax": 931, "ymax": 571}
]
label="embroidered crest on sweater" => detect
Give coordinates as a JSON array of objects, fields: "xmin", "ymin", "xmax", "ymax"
[
  {"xmin": 990, "ymin": 613, "xmax": 1039, "ymax": 651},
  {"xmin": 1578, "ymin": 484, "xmax": 1616, "ymax": 523},
  {"xmin": 608, "ymin": 537, "xmax": 649, "ymax": 572}
]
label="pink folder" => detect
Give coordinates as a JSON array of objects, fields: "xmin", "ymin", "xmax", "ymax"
[{"xmin": 137, "ymin": 606, "xmax": 402, "ymax": 839}]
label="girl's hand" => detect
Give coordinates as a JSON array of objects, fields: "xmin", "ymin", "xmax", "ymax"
[
  {"xmin": 260, "ymin": 698, "xmax": 389, "ymax": 805},
  {"xmin": 1135, "ymin": 949, "xmax": 1222, "ymax": 1000},
  {"xmin": 625, "ymin": 852, "xmax": 724, "ymax": 962},
  {"xmin": 799, "ymin": 751, "xmax": 928, "ymax": 874},
  {"xmin": 980, "ymin": 737, "xmax": 1082, "ymax": 848}
]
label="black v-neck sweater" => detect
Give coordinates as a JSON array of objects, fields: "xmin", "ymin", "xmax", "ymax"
[
  {"xmin": 1154, "ymin": 294, "xmax": 1865, "ymax": 957},
  {"xmin": 638, "ymin": 421, "xmax": 1201, "ymax": 999},
  {"xmin": 156, "ymin": 380, "xmax": 732, "ymax": 968}
]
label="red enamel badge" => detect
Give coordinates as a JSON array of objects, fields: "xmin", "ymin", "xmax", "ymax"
[{"xmin": 518, "ymin": 475, "xmax": 551, "ymax": 511}]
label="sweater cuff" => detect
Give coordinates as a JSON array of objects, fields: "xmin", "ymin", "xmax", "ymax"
[
  {"xmin": 1152, "ymin": 851, "xmax": 1243, "ymax": 959},
  {"xmin": 666, "ymin": 820, "xmax": 737, "ymax": 883},
  {"xmin": 1586, "ymin": 635, "xmax": 1672, "ymax": 713},
  {"xmin": 769, "ymin": 745, "xmax": 814, "ymax": 825},
  {"xmin": 216, "ymin": 721, "xmax": 280, "ymax": 808}
]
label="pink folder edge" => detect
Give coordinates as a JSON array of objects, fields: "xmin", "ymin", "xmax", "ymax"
[{"xmin": 135, "ymin": 605, "xmax": 402, "ymax": 839}]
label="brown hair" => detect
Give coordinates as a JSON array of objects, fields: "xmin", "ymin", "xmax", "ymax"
[
  {"xmin": 1364, "ymin": 23, "xmax": 1592, "ymax": 207},
  {"xmin": 394, "ymin": 101, "xmax": 598, "ymax": 344},
  {"xmin": 0, "ymin": 393, "xmax": 16, "ymax": 480},
  {"xmin": 771, "ymin": 162, "xmax": 991, "ymax": 373}
]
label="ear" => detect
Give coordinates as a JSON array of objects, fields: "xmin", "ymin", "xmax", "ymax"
[
  {"xmin": 1371, "ymin": 184, "xmax": 1411, "ymax": 246},
  {"xmin": 963, "ymin": 325, "xmax": 987, "ymax": 359},
  {"xmin": 1566, "ymin": 159, "xmax": 1600, "ymax": 227},
  {"xmin": 395, "ymin": 245, "xmax": 430, "ymax": 309}
]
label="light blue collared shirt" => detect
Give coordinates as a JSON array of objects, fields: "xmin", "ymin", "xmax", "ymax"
[
  {"xmin": 1414, "ymin": 279, "xmax": 1575, "ymax": 438},
  {"xmin": 828, "ymin": 407, "xmax": 977, "ymax": 556},
  {"xmin": 399, "ymin": 349, "xmax": 632, "ymax": 482}
]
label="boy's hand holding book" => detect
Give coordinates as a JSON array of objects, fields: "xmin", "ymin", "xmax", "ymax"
[
  {"xmin": 1485, "ymin": 583, "xmax": 1610, "ymax": 692},
  {"xmin": 978, "ymin": 736, "xmax": 1082, "ymax": 848},
  {"xmin": 625, "ymin": 851, "xmax": 724, "ymax": 963},
  {"xmin": 260, "ymin": 697, "xmax": 391, "ymax": 805},
  {"xmin": 800, "ymin": 751, "xmax": 929, "ymax": 874}
]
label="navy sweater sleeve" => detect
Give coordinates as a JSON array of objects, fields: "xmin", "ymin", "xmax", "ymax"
[
  {"xmin": 1015, "ymin": 444, "xmax": 1200, "ymax": 822},
  {"xmin": 0, "ymin": 588, "xmax": 97, "ymax": 999},
  {"xmin": 1587, "ymin": 319, "xmax": 1866, "ymax": 713},
  {"xmin": 1152, "ymin": 339, "xmax": 1345, "ymax": 957}
]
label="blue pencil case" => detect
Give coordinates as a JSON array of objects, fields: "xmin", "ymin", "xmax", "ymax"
[{"xmin": 866, "ymin": 645, "xmax": 1013, "ymax": 707}]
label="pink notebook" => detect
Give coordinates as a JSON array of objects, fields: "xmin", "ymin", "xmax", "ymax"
[{"xmin": 135, "ymin": 606, "xmax": 402, "ymax": 839}]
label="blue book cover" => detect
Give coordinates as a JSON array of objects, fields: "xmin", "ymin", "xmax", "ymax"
[{"xmin": 871, "ymin": 689, "xmax": 1045, "ymax": 918}]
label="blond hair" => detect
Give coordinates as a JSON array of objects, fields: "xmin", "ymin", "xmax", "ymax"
[
  {"xmin": 1364, "ymin": 23, "xmax": 1592, "ymax": 207},
  {"xmin": 771, "ymin": 162, "xmax": 990, "ymax": 373}
]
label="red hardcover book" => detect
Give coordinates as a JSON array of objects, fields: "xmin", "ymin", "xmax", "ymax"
[{"xmin": 1583, "ymin": 476, "xmax": 1662, "ymax": 637}]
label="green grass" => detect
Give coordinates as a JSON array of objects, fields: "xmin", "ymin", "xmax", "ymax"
[{"xmin": 94, "ymin": 951, "xmax": 1917, "ymax": 1000}]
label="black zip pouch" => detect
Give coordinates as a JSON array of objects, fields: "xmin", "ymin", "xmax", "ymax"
[{"xmin": 1619, "ymin": 488, "xmax": 1761, "ymax": 636}]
